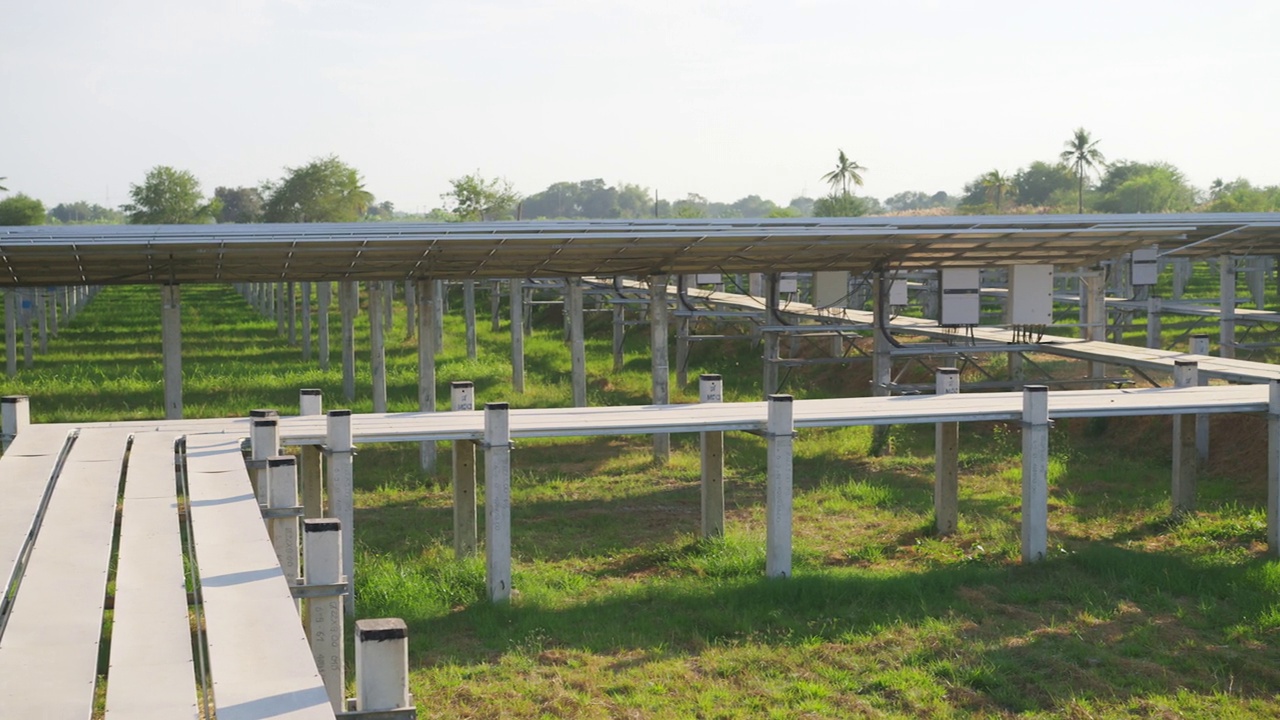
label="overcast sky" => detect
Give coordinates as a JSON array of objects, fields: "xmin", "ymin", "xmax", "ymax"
[{"xmin": 2, "ymin": 0, "xmax": 1277, "ymax": 211}]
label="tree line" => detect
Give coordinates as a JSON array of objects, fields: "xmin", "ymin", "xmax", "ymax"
[{"xmin": 2, "ymin": 128, "xmax": 1278, "ymax": 226}]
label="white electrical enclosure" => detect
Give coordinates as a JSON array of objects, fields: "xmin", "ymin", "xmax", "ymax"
[
  {"xmin": 1131, "ymin": 248, "xmax": 1158, "ymax": 286},
  {"xmin": 888, "ymin": 278, "xmax": 909, "ymax": 306},
  {"xmin": 812, "ymin": 271, "xmax": 849, "ymax": 308},
  {"xmin": 695, "ymin": 273, "xmax": 722, "ymax": 285},
  {"xmin": 1009, "ymin": 265, "xmax": 1054, "ymax": 325},
  {"xmin": 940, "ymin": 268, "xmax": 981, "ymax": 326},
  {"xmin": 779, "ymin": 272, "xmax": 799, "ymax": 294}
]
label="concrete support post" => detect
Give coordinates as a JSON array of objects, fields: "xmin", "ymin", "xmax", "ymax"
[
  {"xmin": 303, "ymin": 519, "xmax": 345, "ymax": 711},
  {"xmin": 451, "ymin": 382, "xmax": 477, "ymax": 558},
  {"xmin": 433, "ymin": 279, "xmax": 445, "ymax": 350},
  {"xmin": 612, "ymin": 304, "xmax": 625, "ymax": 372},
  {"xmin": 699, "ymin": 374, "xmax": 725, "ymax": 539},
  {"xmin": 1020, "ymin": 385, "xmax": 1050, "ymax": 563},
  {"xmin": 765, "ymin": 394, "xmax": 794, "ymax": 579},
  {"xmin": 650, "ymin": 274, "xmax": 671, "ymax": 463},
  {"xmin": 490, "ymin": 280, "xmax": 502, "ymax": 334},
  {"xmin": 276, "ymin": 282, "xmax": 287, "ymax": 337},
  {"xmin": 369, "ymin": 282, "xmax": 387, "ymax": 413},
  {"xmin": 1085, "ymin": 269, "xmax": 1107, "ymax": 384},
  {"xmin": 484, "ymin": 403, "xmax": 512, "ymax": 603},
  {"xmin": 676, "ymin": 313, "xmax": 690, "ymax": 388},
  {"xmin": 249, "ymin": 411, "xmax": 280, "ymax": 504},
  {"xmin": 266, "ymin": 456, "xmax": 301, "ymax": 590},
  {"xmin": 1, "ymin": 395, "xmax": 30, "ymax": 453},
  {"xmin": 5, "ymin": 290, "xmax": 16, "ymax": 377},
  {"xmin": 463, "ymin": 279, "xmax": 477, "ymax": 360},
  {"xmin": 300, "ymin": 389, "xmax": 324, "ymax": 519},
  {"xmin": 49, "ymin": 287, "xmax": 58, "ymax": 337},
  {"xmin": 417, "ymin": 278, "xmax": 437, "ymax": 471},
  {"xmin": 568, "ymin": 278, "xmax": 587, "ymax": 407},
  {"xmin": 161, "ymin": 285, "xmax": 182, "ymax": 420},
  {"xmin": 1146, "ymin": 295, "xmax": 1162, "ymax": 350},
  {"xmin": 341, "ymin": 281, "xmax": 357, "ymax": 403},
  {"xmin": 1267, "ymin": 379, "xmax": 1280, "ymax": 556},
  {"xmin": 326, "ymin": 409, "xmax": 356, "ymax": 616},
  {"xmin": 1191, "ymin": 335, "xmax": 1211, "ymax": 465},
  {"xmin": 1172, "ymin": 360, "xmax": 1198, "ymax": 516},
  {"xmin": 36, "ymin": 289, "xmax": 47, "ymax": 354},
  {"xmin": 318, "ymin": 281, "xmax": 331, "ymax": 371},
  {"xmin": 934, "ymin": 368, "xmax": 961, "ymax": 535},
  {"xmin": 763, "ymin": 273, "xmax": 780, "ymax": 397},
  {"xmin": 404, "ymin": 279, "xmax": 416, "ymax": 341},
  {"xmin": 1220, "ymin": 255, "xmax": 1236, "ymax": 359},
  {"xmin": 301, "ymin": 281, "xmax": 312, "ymax": 362},
  {"xmin": 871, "ymin": 274, "xmax": 893, "ymax": 455},
  {"xmin": 288, "ymin": 280, "xmax": 296, "ymax": 345},
  {"xmin": 510, "ymin": 279, "xmax": 525, "ymax": 393},
  {"xmin": 1172, "ymin": 258, "xmax": 1189, "ymax": 300},
  {"xmin": 382, "ymin": 281, "xmax": 394, "ymax": 332},
  {"xmin": 355, "ymin": 619, "xmax": 411, "ymax": 713},
  {"xmin": 22, "ymin": 307, "xmax": 32, "ymax": 369}
]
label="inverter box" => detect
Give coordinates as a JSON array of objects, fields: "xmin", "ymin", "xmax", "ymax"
[
  {"xmin": 694, "ymin": 273, "xmax": 722, "ymax": 285},
  {"xmin": 812, "ymin": 271, "xmax": 848, "ymax": 307},
  {"xmin": 888, "ymin": 278, "xmax": 908, "ymax": 306},
  {"xmin": 1131, "ymin": 247, "xmax": 1159, "ymax": 286},
  {"xmin": 940, "ymin": 268, "xmax": 980, "ymax": 326},
  {"xmin": 1009, "ymin": 265, "xmax": 1054, "ymax": 325}
]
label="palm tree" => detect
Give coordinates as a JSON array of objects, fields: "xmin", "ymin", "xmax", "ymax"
[
  {"xmin": 1060, "ymin": 128, "xmax": 1106, "ymax": 213},
  {"xmin": 980, "ymin": 170, "xmax": 1014, "ymax": 213},
  {"xmin": 822, "ymin": 150, "xmax": 867, "ymax": 197}
]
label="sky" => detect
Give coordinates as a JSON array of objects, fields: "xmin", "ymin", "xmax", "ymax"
[{"xmin": 2, "ymin": 0, "xmax": 1278, "ymax": 212}]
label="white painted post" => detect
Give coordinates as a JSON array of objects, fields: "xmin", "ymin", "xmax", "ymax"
[
  {"xmin": 650, "ymin": 274, "xmax": 670, "ymax": 462},
  {"xmin": 355, "ymin": 619, "xmax": 411, "ymax": 713},
  {"xmin": 341, "ymin": 281, "xmax": 357, "ymax": 402},
  {"xmin": 266, "ymin": 456, "xmax": 301, "ymax": 591},
  {"xmin": 326, "ymin": 409, "xmax": 356, "ymax": 616},
  {"xmin": 1220, "ymin": 255, "xmax": 1236, "ymax": 359},
  {"xmin": 765, "ymin": 394, "xmax": 794, "ymax": 579},
  {"xmin": 510, "ymin": 279, "xmax": 525, "ymax": 393},
  {"xmin": 303, "ymin": 519, "xmax": 345, "ymax": 711},
  {"xmin": 452, "ymin": 381, "xmax": 477, "ymax": 558},
  {"xmin": 1191, "ymin": 335, "xmax": 1211, "ymax": 465},
  {"xmin": 1172, "ymin": 360, "xmax": 1198, "ymax": 515},
  {"xmin": 250, "ymin": 411, "xmax": 280, "ymax": 505},
  {"xmin": 568, "ymin": 278, "xmax": 587, "ymax": 407},
  {"xmin": 463, "ymin": 279, "xmax": 478, "ymax": 360},
  {"xmin": 1146, "ymin": 295, "xmax": 1162, "ymax": 349},
  {"xmin": 1021, "ymin": 385, "xmax": 1050, "ymax": 563},
  {"xmin": 161, "ymin": 284, "xmax": 182, "ymax": 420},
  {"xmin": 1, "ymin": 395, "xmax": 31, "ymax": 453},
  {"xmin": 4, "ymin": 290, "xmax": 16, "ymax": 377},
  {"xmin": 935, "ymin": 368, "xmax": 960, "ymax": 536},
  {"xmin": 417, "ymin": 278, "xmax": 437, "ymax": 471},
  {"xmin": 369, "ymin": 282, "xmax": 388, "ymax": 413},
  {"xmin": 1267, "ymin": 379, "xmax": 1280, "ymax": 557},
  {"xmin": 484, "ymin": 402, "xmax": 512, "ymax": 603},
  {"xmin": 318, "ymin": 281, "xmax": 331, "ymax": 371},
  {"xmin": 301, "ymin": 281, "xmax": 312, "ymax": 362},
  {"xmin": 300, "ymin": 389, "xmax": 324, "ymax": 519},
  {"xmin": 700, "ymin": 374, "xmax": 724, "ymax": 539}
]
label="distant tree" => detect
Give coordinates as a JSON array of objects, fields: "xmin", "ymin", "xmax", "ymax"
[
  {"xmin": 671, "ymin": 193, "xmax": 708, "ymax": 218},
  {"xmin": 616, "ymin": 183, "xmax": 654, "ymax": 218},
  {"xmin": 1060, "ymin": 128, "xmax": 1106, "ymax": 213},
  {"xmin": 767, "ymin": 206, "xmax": 801, "ymax": 218},
  {"xmin": 364, "ymin": 200, "xmax": 397, "ymax": 220},
  {"xmin": 1096, "ymin": 161, "xmax": 1196, "ymax": 213},
  {"xmin": 48, "ymin": 201, "xmax": 123, "ymax": 224},
  {"xmin": 788, "ymin": 196, "xmax": 815, "ymax": 216},
  {"xmin": 883, "ymin": 190, "xmax": 953, "ymax": 213},
  {"xmin": 263, "ymin": 156, "xmax": 373, "ymax": 223},
  {"xmin": 1204, "ymin": 178, "xmax": 1280, "ymax": 213},
  {"xmin": 0, "ymin": 193, "xmax": 46, "ymax": 225},
  {"xmin": 728, "ymin": 194, "xmax": 782, "ymax": 218},
  {"xmin": 1014, "ymin": 161, "xmax": 1075, "ymax": 208},
  {"xmin": 813, "ymin": 193, "xmax": 869, "ymax": 217},
  {"xmin": 122, "ymin": 166, "xmax": 219, "ymax": 224},
  {"xmin": 821, "ymin": 150, "xmax": 867, "ymax": 197},
  {"xmin": 214, "ymin": 186, "xmax": 264, "ymax": 224},
  {"xmin": 980, "ymin": 170, "xmax": 1015, "ymax": 213},
  {"xmin": 443, "ymin": 172, "xmax": 519, "ymax": 221}
]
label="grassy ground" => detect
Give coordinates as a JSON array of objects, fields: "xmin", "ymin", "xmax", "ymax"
[{"xmin": 4, "ymin": 282, "xmax": 1280, "ymax": 718}]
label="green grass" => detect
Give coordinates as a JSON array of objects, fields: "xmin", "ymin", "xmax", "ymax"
[{"xmin": 6, "ymin": 282, "xmax": 1280, "ymax": 718}]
